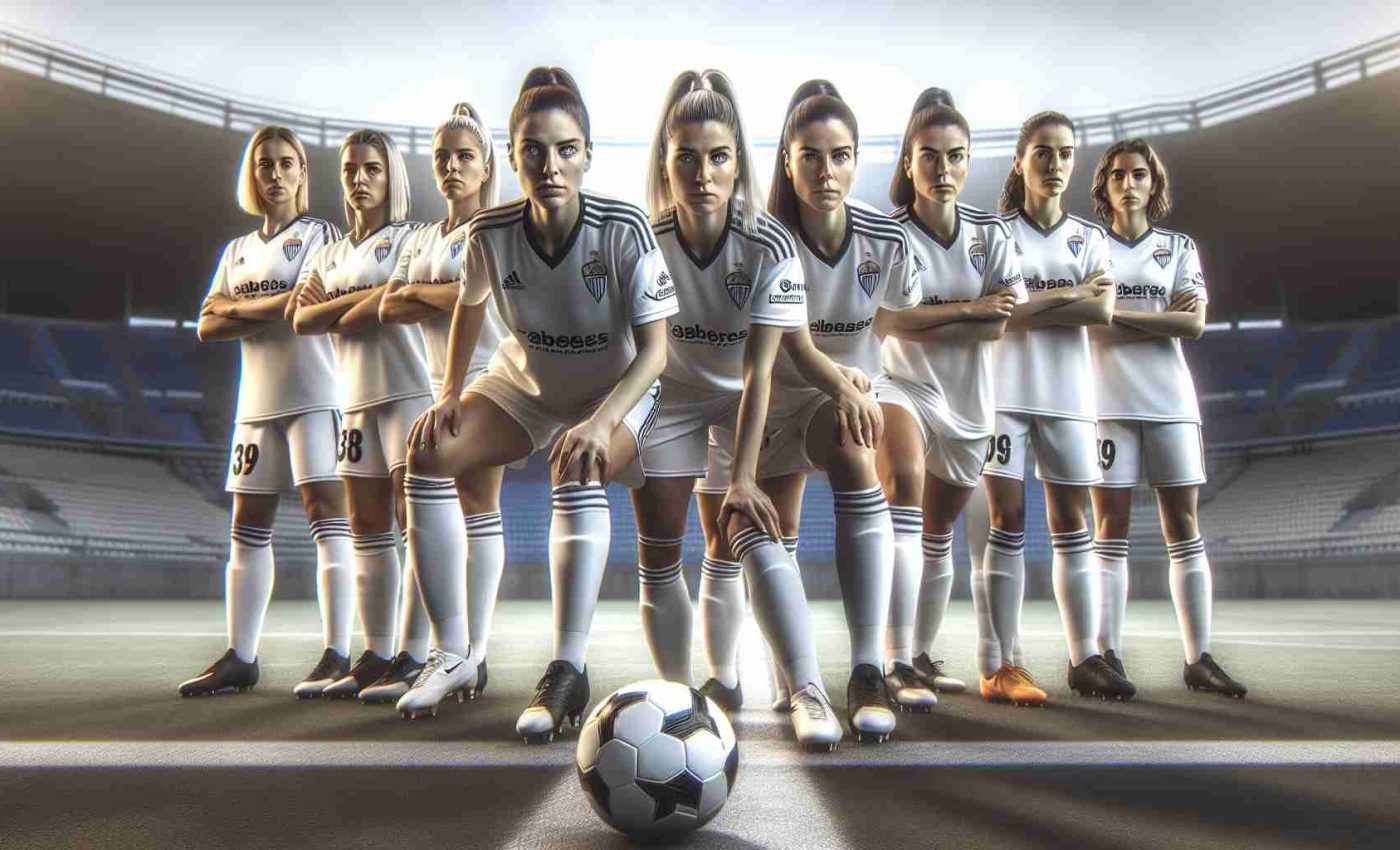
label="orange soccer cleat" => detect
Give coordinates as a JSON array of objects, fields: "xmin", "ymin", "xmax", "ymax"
[{"xmin": 980, "ymin": 664, "xmax": 1049, "ymax": 707}]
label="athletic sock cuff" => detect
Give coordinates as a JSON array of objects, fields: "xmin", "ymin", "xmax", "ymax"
[
  {"xmin": 730, "ymin": 526, "xmax": 775, "ymax": 561},
  {"xmin": 987, "ymin": 527, "xmax": 1026, "ymax": 556},
  {"xmin": 464, "ymin": 511, "xmax": 504, "ymax": 538},
  {"xmin": 1167, "ymin": 536, "xmax": 1206, "ymax": 561},
  {"xmin": 781, "ymin": 536, "xmax": 799, "ymax": 556},
  {"xmin": 921, "ymin": 531, "xmax": 954, "ymax": 559},
  {"xmin": 230, "ymin": 525, "xmax": 273, "ymax": 548},
  {"xmin": 404, "ymin": 475, "xmax": 457, "ymax": 503},
  {"xmin": 701, "ymin": 557, "xmax": 742, "ymax": 580},
  {"xmin": 551, "ymin": 482, "xmax": 609, "ymax": 514},
  {"xmin": 833, "ymin": 486, "xmax": 889, "ymax": 516},
  {"xmin": 638, "ymin": 560, "xmax": 684, "ymax": 585},
  {"xmin": 637, "ymin": 533, "xmax": 685, "ymax": 549},
  {"xmin": 1050, "ymin": 529, "xmax": 1094, "ymax": 554},
  {"xmin": 309, "ymin": 518, "xmax": 352, "ymax": 542},
  {"xmin": 889, "ymin": 506, "xmax": 924, "ymax": 534},
  {"xmin": 1094, "ymin": 538, "xmax": 1130, "ymax": 559},
  {"xmin": 352, "ymin": 531, "xmax": 399, "ymax": 554}
]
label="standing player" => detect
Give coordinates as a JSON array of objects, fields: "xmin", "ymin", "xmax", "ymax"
[
  {"xmin": 291, "ymin": 129, "xmax": 432, "ymax": 700},
  {"xmin": 179, "ymin": 126, "xmax": 354, "ymax": 698},
  {"xmin": 402, "ymin": 67, "xmax": 676, "ymax": 743},
  {"xmin": 875, "ymin": 89, "xmax": 1027, "ymax": 710},
  {"xmin": 381, "ymin": 104, "xmax": 509, "ymax": 714},
  {"xmin": 630, "ymin": 69, "xmax": 845, "ymax": 749},
  {"xmin": 1088, "ymin": 138, "xmax": 1245, "ymax": 697},
  {"xmin": 981, "ymin": 111, "xmax": 1134, "ymax": 704}
]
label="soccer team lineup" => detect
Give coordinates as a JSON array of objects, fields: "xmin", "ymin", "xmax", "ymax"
[{"xmin": 182, "ymin": 64, "xmax": 1247, "ymax": 825}]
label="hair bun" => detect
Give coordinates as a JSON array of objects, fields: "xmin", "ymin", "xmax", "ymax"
[
  {"xmin": 786, "ymin": 79, "xmax": 842, "ymax": 114},
  {"xmin": 451, "ymin": 102, "xmax": 472, "ymax": 117},
  {"xmin": 916, "ymin": 87, "xmax": 955, "ymax": 110}
]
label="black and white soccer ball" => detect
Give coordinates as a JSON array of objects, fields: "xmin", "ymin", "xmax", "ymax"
[{"xmin": 576, "ymin": 679, "xmax": 738, "ymax": 837}]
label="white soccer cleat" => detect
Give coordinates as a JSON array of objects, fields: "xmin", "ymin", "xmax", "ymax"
[
  {"xmin": 885, "ymin": 662, "xmax": 938, "ymax": 714},
  {"xmin": 913, "ymin": 653, "xmax": 967, "ymax": 694},
  {"xmin": 789, "ymin": 683, "xmax": 843, "ymax": 752},
  {"xmin": 396, "ymin": 648, "xmax": 478, "ymax": 719}
]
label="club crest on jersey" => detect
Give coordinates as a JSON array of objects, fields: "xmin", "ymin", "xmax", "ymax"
[
  {"xmin": 283, "ymin": 234, "xmax": 303, "ymax": 262},
  {"xmin": 1152, "ymin": 246, "xmax": 1172, "ymax": 269},
  {"xmin": 725, "ymin": 268, "xmax": 753, "ymax": 309},
  {"xmin": 582, "ymin": 258, "xmax": 609, "ymax": 303},
  {"xmin": 1066, "ymin": 233, "xmax": 1085, "ymax": 258},
  {"xmin": 450, "ymin": 236, "xmax": 465, "ymax": 260},
  {"xmin": 968, "ymin": 237, "xmax": 988, "ymax": 274},
  {"xmin": 857, "ymin": 261, "xmax": 881, "ymax": 298},
  {"xmin": 374, "ymin": 237, "xmax": 392, "ymax": 264}
]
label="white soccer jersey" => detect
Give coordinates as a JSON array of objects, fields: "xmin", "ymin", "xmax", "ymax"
[
  {"xmin": 458, "ymin": 191, "xmax": 679, "ymax": 411},
  {"xmin": 993, "ymin": 212, "xmax": 1111, "ymax": 422},
  {"xmin": 1092, "ymin": 228, "xmax": 1207, "ymax": 423},
  {"xmin": 772, "ymin": 203, "xmax": 921, "ymax": 391},
  {"xmin": 885, "ymin": 203, "xmax": 1028, "ymax": 438},
  {"xmin": 206, "ymin": 216, "xmax": 341, "ymax": 423},
  {"xmin": 299, "ymin": 221, "xmax": 431, "ymax": 413},
  {"xmin": 392, "ymin": 219, "xmax": 508, "ymax": 394},
  {"xmin": 653, "ymin": 205, "xmax": 807, "ymax": 395}
]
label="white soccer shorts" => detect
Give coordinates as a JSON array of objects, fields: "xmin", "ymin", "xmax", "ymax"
[
  {"xmin": 1095, "ymin": 419, "xmax": 1207, "ymax": 488},
  {"xmin": 640, "ymin": 381, "xmax": 742, "ymax": 479},
  {"xmin": 872, "ymin": 375, "xmax": 987, "ymax": 488},
  {"xmin": 335, "ymin": 395, "xmax": 433, "ymax": 479},
  {"xmin": 982, "ymin": 411, "xmax": 1103, "ymax": 486},
  {"xmin": 225, "ymin": 409, "xmax": 340, "ymax": 494}
]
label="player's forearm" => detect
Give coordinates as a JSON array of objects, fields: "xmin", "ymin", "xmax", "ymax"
[
  {"xmin": 885, "ymin": 301, "xmax": 983, "ymax": 332},
  {"xmin": 379, "ymin": 285, "xmax": 441, "ymax": 325},
  {"xmin": 729, "ymin": 326, "xmax": 784, "ymax": 485},
  {"xmin": 591, "ymin": 320, "xmax": 668, "ymax": 431},
  {"xmin": 410, "ymin": 284, "xmax": 461, "ymax": 312},
  {"xmin": 225, "ymin": 292, "xmax": 294, "ymax": 321},
  {"xmin": 292, "ymin": 289, "xmax": 365, "ymax": 334},
  {"xmin": 782, "ymin": 328, "xmax": 854, "ymax": 400},
  {"xmin": 1005, "ymin": 288, "xmax": 1080, "ymax": 331},
  {"xmin": 1113, "ymin": 308, "xmax": 1205, "ymax": 339},
  {"xmin": 438, "ymin": 300, "xmax": 487, "ymax": 402},
  {"xmin": 892, "ymin": 318, "xmax": 1007, "ymax": 343},
  {"xmin": 197, "ymin": 314, "xmax": 262, "ymax": 342},
  {"xmin": 1032, "ymin": 289, "xmax": 1114, "ymax": 328},
  {"xmin": 327, "ymin": 289, "xmax": 385, "ymax": 335}
]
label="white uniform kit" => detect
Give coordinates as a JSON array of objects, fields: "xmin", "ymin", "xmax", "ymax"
[
  {"xmin": 458, "ymin": 192, "xmax": 678, "ymax": 481},
  {"xmin": 878, "ymin": 203, "xmax": 1028, "ymax": 487},
  {"xmin": 392, "ymin": 220, "xmax": 509, "ymax": 396},
  {"xmin": 299, "ymin": 221, "xmax": 431, "ymax": 477},
  {"xmin": 984, "ymin": 212, "xmax": 1111, "ymax": 486},
  {"xmin": 208, "ymin": 216, "xmax": 342, "ymax": 493},
  {"xmin": 1093, "ymin": 228, "xmax": 1208, "ymax": 488},
  {"xmin": 644, "ymin": 206, "xmax": 806, "ymax": 480}
]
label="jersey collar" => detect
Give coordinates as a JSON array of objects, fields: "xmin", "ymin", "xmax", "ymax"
[
  {"xmin": 796, "ymin": 203, "xmax": 854, "ymax": 269},
  {"xmin": 672, "ymin": 203, "xmax": 733, "ymax": 272},
  {"xmin": 906, "ymin": 204, "xmax": 960, "ymax": 251},
  {"xmin": 348, "ymin": 221, "xmax": 395, "ymax": 248},
  {"xmin": 1108, "ymin": 226, "xmax": 1156, "ymax": 249},
  {"xmin": 255, "ymin": 215, "xmax": 306, "ymax": 244},
  {"xmin": 1017, "ymin": 208, "xmax": 1070, "ymax": 237},
  {"xmin": 522, "ymin": 193, "xmax": 587, "ymax": 269}
]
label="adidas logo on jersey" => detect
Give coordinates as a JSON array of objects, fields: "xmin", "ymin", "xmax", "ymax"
[
  {"xmin": 283, "ymin": 235, "xmax": 303, "ymax": 261},
  {"xmin": 374, "ymin": 237, "xmax": 392, "ymax": 263},
  {"xmin": 1066, "ymin": 233, "xmax": 1085, "ymax": 258},
  {"xmin": 503, "ymin": 271, "xmax": 525, "ymax": 290},
  {"xmin": 968, "ymin": 237, "xmax": 988, "ymax": 274},
  {"xmin": 234, "ymin": 256, "xmax": 247, "ymax": 266},
  {"xmin": 525, "ymin": 329, "xmax": 610, "ymax": 353},
  {"xmin": 856, "ymin": 261, "xmax": 882, "ymax": 298},
  {"xmin": 724, "ymin": 269, "xmax": 753, "ymax": 309},
  {"xmin": 671, "ymin": 323, "xmax": 748, "ymax": 346},
  {"xmin": 582, "ymin": 259, "xmax": 609, "ymax": 303},
  {"xmin": 811, "ymin": 317, "xmax": 874, "ymax": 335}
]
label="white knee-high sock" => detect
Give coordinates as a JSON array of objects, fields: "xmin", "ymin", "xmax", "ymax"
[
  {"xmin": 1168, "ymin": 535, "xmax": 1212, "ymax": 663},
  {"xmin": 352, "ymin": 530, "xmax": 400, "ymax": 658},
  {"xmin": 886, "ymin": 506, "xmax": 923, "ymax": 667},
  {"xmin": 700, "ymin": 557, "xmax": 744, "ymax": 688},
  {"xmin": 465, "ymin": 511, "xmax": 505, "ymax": 661},
  {"xmin": 1095, "ymin": 538, "xmax": 1130, "ymax": 656},
  {"xmin": 638, "ymin": 534, "xmax": 692, "ymax": 683},
  {"xmin": 833, "ymin": 486, "xmax": 895, "ymax": 671},
  {"xmin": 984, "ymin": 527, "xmax": 1026, "ymax": 665},
  {"xmin": 962, "ymin": 489, "xmax": 1001, "ymax": 675},
  {"xmin": 913, "ymin": 530, "xmax": 955, "ymax": 659},
  {"xmin": 226, "ymin": 525, "xmax": 274, "ymax": 663},
  {"xmin": 404, "ymin": 476, "xmax": 467, "ymax": 656},
  {"xmin": 397, "ymin": 529, "xmax": 431, "ymax": 662},
  {"xmin": 732, "ymin": 527, "xmax": 822, "ymax": 692},
  {"xmin": 309, "ymin": 518, "xmax": 354, "ymax": 656},
  {"xmin": 550, "ymin": 483, "xmax": 611, "ymax": 668},
  {"xmin": 1051, "ymin": 528, "xmax": 1100, "ymax": 665},
  {"xmin": 771, "ymin": 536, "xmax": 800, "ymax": 698}
]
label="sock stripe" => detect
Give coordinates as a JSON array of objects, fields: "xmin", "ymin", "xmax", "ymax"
[
  {"xmin": 1051, "ymin": 529, "xmax": 1094, "ymax": 554},
  {"xmin": 464, "ymin": 511, "xmax": 504, "ymax": 538},
  {"xmin": 921, "ymin": 531, "xmax": 954, "ymax": 559},
  {"xmin": 890, "ymin": 506, "xmax": 923, "ymax": 534},
  {"xmin": 833, "ymin": 487, "xmax": 890, "ymax": 517},
  {"xmin": 404, "ymin": 475, "xmax": 458, "ymax": 503},
  {"xmin": 638, "ymin": 560, "xmax": 684, "ymax": 585},
  {"xmin": 352, "ymin": 531, "xmax": 399, "ymax": 553},
  {"xmin": 230, "ymin": 525, "xmax": 273, "ymax": 547},
  {"xmin": 730, "ymin": 527, "xmax": 775, "ymax": 561},
  {"xmin": 1167, "ymin": 535, "xmax": 1206, "ymax": 561},
  {"xmin": 637, "ymin": 534, "xmax": 685, "ymax": 548},
  {"xmin": 309, "ymin": 518, "xmax": 352, "ymax": 542},
  {"xmin": 1094, "ymin": 538, "xmax": 1130, "ymax": 559},
  {"xmin": 701, "ymin": 557, "xmax": 742, "ymax": 580},
  {"xmin": 987, "ymin": 527, "xmax": 1026, "ymax": 555},
  {"xmin": 781, "ymin": 536, "xmax": 799, "ymax": 555},
  {"xmin": 551, "ymin": 483, "xmax": 609, "ymax": 514}
]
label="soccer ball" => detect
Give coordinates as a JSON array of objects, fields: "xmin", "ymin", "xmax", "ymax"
[{"xmin": 576, "ymin": 679, "xmax": 738, "ymax": 837}]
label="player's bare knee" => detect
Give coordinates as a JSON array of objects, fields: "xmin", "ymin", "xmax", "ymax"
[
  {"xmin": 990, "ymin": 503, "xmax": 1025, "ymax": 533},
  {"xmin": 406, "ymin": 441, "xmax": 451, "ymax": 478},
  {"xmin": 299, "ymin": 482, "xmax": 345, "ymax": 523},
  {"xmin": 888, "ymin": 461, "xmax": 923, "ymax": 507}
]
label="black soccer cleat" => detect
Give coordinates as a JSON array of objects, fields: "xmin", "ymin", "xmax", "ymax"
[
  {"xmin": 321, "ymin": 651, "xmax": 394, "ymax": 699},
  {"xmin": 293, "ymin": 648, "xmax": 350, "ymax": 699},
  {"xmin": 473, "ymin": 659, "xmax": 488, "ymax": 699},
  {"xmin": 912, "ymin": 652, "xmax": 967, "ymax": 694},
  {"xmin": 1067, "ymin": 655, "xmax": 1137, "ymax": 701},
  {"xmin": 698, "ymin": 677, "xmax": 743, "ymax": 714},
  {"xmin": 1104, "ymin": 649, "xmax": 1127, "ymax": 679},
  {"xmin": 516, "ymin": 660, "xmax": 590, "ymax": 744},
  {"xmin": 846, "ymin": 663, "xmax": 897, "ymax": 743},
  {"xmin": 179, "ymin": 649, "xmax": 258, "ymax": 697},
  {"xmin": 358, "ymin": 651, "xmax": 426, "ymax": 704},
  {"xmin": 1185, "ymin": 652, "xmax": 1247, "ymax": 699}
]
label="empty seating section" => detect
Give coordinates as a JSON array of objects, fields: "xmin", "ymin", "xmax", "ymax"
[{"xmin": 1352, "ymin": 330, "xmax": 1400, "ymax": 393}]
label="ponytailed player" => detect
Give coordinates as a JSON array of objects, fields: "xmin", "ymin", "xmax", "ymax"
[
  {"xmin": 381, "ymin": 103, "xmax": 511, "ymax": 717},
  {"xmin": 179, "ymin": 126, "xmax": 353, "ymax": 698},
  {"xmin": 980, "ymin": 112, "xmax": 1133, "ymax": 704},
  {"xmin": 875, "ymin": 89, "xmax": 1027, "ymax": 709},
  {"xmin": 291, "ymin": 129, "xmax": 432, "ymax": 701},
  {"xmin": 1088, "ymin": 138, "xmax": 1245, "ymax": 697},
  {"xmin": 402, "ymin": 67, "xmax": 676, "ymax": 743},
  {"xmin": 632, "ymin": 69, "xmax": 845, "ymax": 750}
]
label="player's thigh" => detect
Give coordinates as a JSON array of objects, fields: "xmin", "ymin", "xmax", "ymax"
[
  {"xmin": 409, "ymin": 392, "xmax": 534, "ymax": 479},
  {"xmin": 1041, "ymin": 480, "xmax": 1089, "ymax": 534},
  {"xmin": 802, "ymin": 399, "xmax": 878, "ymax": 491},
  {"xmin": 343, "ymin": 474, "xmax": 395, "ymax": 534},
  {"xmin": 631, "ymin": 475, "xmax": 696, "ymax": 565},
  {"xmin": 922, "ymin": 473, "xmax": 975, "ymax": 536},
  {"xmin": 875, "ymin": 398, "xmax": 927, "ymax": 506},
  {"xmin": 1090, "ymin": 485, "xmax": 1135, "ymax": 540},
  {"xmin": 231, "ymin": 491, "xmax": 281, "ymax": 529}
]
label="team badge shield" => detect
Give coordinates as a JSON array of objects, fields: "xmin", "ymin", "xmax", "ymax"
[
  {"xmin": 450, "ymin": 236, "xmax": 465, "ymax": 260},
  {"xmin": 374, "ymin": 237, "xmax": 392, "ymax": 263},
  {"xmin": 1152, "ymin": 247, "xmax": 1172, "ymax": 269},
  {"xmin": 857, "ymin": 261, "xmax": 881, "ymax": 298},
  {"xmin": 968, "ymin": 237, "xmax": 988, "ymax": 274},
  {"xmin": 283, "ymin": 234, "xmax": 303, "ymax": 262},
  {"xmin": 725, "ymin": 269, "xmax": 753, "ymax": 309},
  {"xmin": 582, "ymin": 259, "xmax": 609, "ymax": 303},
  {"xmin": 1067, "ymin": 233, "xmax": 1084, "ymax": 258}
]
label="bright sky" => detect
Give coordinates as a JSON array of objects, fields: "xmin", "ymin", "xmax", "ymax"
[{"xmin": 5, "ymin": 0, "xmax": 1397, "ymax": 140}]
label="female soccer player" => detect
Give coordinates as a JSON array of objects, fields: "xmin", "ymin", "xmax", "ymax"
[
  {"xmin": 875, "ymin": 89, "xmax": 1027, "ymax": 710},
  {"xmin": 291, "ymin": 129, "xmax": 432, "ymax": 700},
  {"xmin": 630, "ymin": 69, "xmax": 848, "ymax": 749},
  {"xmin": 179, "ymin": 126, "xmax": 355, "ymax": 698},
  {"xmin": 381, "ymin": 104, "xmax": 509, "ymax": 714},
  {"xmin": 1088, "ymin": 138, "xmax": 1245, "ymax": 697},
  {"xmin": 402, "ymin": 67, "xmax": 676, "ymax": 743},
  {"xmin": 981, "ymin": 111, "xmax": 1132, "ymax": 704}
]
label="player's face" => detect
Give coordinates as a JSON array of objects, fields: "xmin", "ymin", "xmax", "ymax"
[
  {"xmin": 665, "ymin": 120, "xmax": 738, "ymax": 217},
  {"xmin": 906, "ymin": 123, "xmax": 970, "ymax": 205},
  {"xmin": 433, "ymin": 128, "xmax": 489, "ymax": 203},
  {"xmin": 510, "ymin": 109, "xmax": 590, "ymax": 211},
  {"xmin": 785, "ymin": 118, "xmax": 856, "ymax": 213},
  {"xmin": 341, "ymin": 144, "xmax": 389, "ymax": 213},
  {"xmin": 1106, "ymin": 151, "xmax": 1152, "ymax": 215},
  {"xmin": 253, "ymin": 138, "xmax": 303, "ymax": 211},
  {"xmin": 1017, "ymin": 123, "xmax": 1075, "ymax": 203}
]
